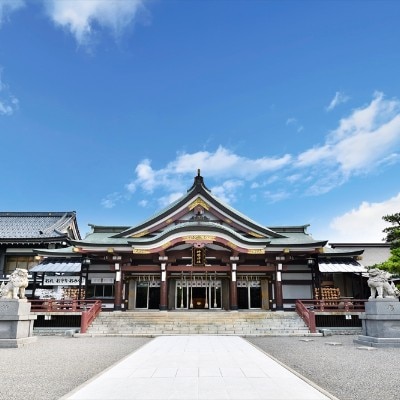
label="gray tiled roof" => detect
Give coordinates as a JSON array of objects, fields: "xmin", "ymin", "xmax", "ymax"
[
  {"xmin": 30, "ymin": 258, "xmax": 81, "ymax": 272},
  {"xmin": 0, "ymin": 212, "xmax": 76, "ymax": 239}
]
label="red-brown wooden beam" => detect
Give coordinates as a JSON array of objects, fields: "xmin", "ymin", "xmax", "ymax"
[{"xmin": 167, "ymin": 265, "xmax": 230, "ymax": 272}]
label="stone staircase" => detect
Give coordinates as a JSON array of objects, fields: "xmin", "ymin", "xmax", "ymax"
[{"xmin": 83, "ymin": 311, "xmax": 314, "ymax": 337}]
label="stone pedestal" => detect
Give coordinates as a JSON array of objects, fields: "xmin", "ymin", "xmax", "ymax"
[
  {"xmin": 354, "ymin": 300, "xmax": 400, "ymax": 348},
  {"xmin": 0, "ymin": 299, "xmax": 37, "ymax": 348}
]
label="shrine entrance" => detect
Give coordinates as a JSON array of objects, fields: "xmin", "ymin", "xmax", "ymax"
[
  {"xmin": 175, "ymin": 276, "xmax": 222, "ymax": 310},
  {"xmin": 126, "ymin": 275, "xmax": 161, "ymax": 310},
  {"xmin": 237, "ymin": 276, "xmax": 270, "ymax": 310}
]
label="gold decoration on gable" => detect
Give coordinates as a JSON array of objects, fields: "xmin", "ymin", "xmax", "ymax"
[
  {"xmin": 248, "ymin": 249, "xmax": 265, "ymax": 254},
  {"xmin": 188, "ymin": 197, "xmax": 209, "ymax": 211},
  {"xmin": 227, "ymin": 242, "xmax": 237, "ymax": 249},
  {"xmin": 161, "ymin": 242, "xmax": 172, "ymax": 249},
  {"xmin": 225, "ymin": 218, "xmax": 232, "ymax": 224},
  {"xmin": 132, "ymin": 248, "xmax": 151, "ymax": 254},
  {"xmin": 248, "ymin": 231, "xmax": 265, "ymax": 238},
  {"xmin": 183, "ymin": 235, "xmax": 215, "ymax": 242},
  {"xmin": 130, "ymin": 230, "xmax": 149, "ymax": 238},
  {"xmin": 166, "ymin": 218, "xmax": 173, "ymax": 224}
]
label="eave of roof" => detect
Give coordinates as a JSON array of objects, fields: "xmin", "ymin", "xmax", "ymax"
[
  {"xmin": 127, "ymin": 221, "xmax": 271, "ymax": 246},
  {"xmin": 321, "ymin": 248, "xmax": 364, "ymax": 256},
  {"xmin": 34, "ymin": 246, "xmax": 81, "ymax": 257}
]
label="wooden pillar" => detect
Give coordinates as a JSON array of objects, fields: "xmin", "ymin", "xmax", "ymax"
[
  {"xmin": 275, "ymin": 263, "xmax": 284, "ymax": 311},
  {"xmin": 230, "ymin": 256, "xmax": 239, "ymax": 310},
  {"xmin": 159, "ymin": 256, "xmax": 168, "ymax": 310},
  {"xmin": 114, "ymin": 262, "xmax": 122, "ymax": 311}
]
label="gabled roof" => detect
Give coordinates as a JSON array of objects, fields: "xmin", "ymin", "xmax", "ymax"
[
  {"xmin": 112, "ymin": 172, "xmax": 284, "ymax": 240},
  {"xmin": 0, "ymin": 212, "xmax": 81, "ymax": 243},
  {"xmin": 63, "ymin": 173, "xmax": 330, "ymax": 253}
]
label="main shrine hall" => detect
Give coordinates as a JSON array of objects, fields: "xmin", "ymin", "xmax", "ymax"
[{"xmin": 35, "ymin": 172, "xmax": 365, "ymax": 312}]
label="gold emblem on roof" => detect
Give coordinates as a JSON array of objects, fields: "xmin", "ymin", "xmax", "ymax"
[{"xmin": 188, "ymin": 197, "xmax": 209, "ymax": 211}]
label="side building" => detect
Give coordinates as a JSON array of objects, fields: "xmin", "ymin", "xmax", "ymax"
[
  {"xmin": 34, "ymin": 173, "xmax": 367, "ymax": 311},
  {"xmin": 0, "ymin": 212, "xmax": 81, "ymax": 297}
]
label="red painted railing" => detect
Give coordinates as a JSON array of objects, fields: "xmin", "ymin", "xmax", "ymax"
[
  {"xmin": 29, "ymin": 299, "xmax": 102, "ymax": 333},
  {"xmin": 80, "ymin": 300, "xmax": 102, "ymax": 333},
  {"xmin": 295, "ymin": 300, "xmax": 316, "ymax": 333},
  {"xmin": 295, "ymin": 299, "xmax": 367, "ymax": 333}
]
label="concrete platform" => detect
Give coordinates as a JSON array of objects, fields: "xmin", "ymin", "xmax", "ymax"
[{"xmin": 61, "ymin": 335, "xmax": 337, "ymax": 400}]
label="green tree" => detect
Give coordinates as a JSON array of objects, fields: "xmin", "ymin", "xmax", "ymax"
[
  {"xmin": 377, "ymin": 247, "xmax": 400, "ymax": 275},
  {"xmin": 377, "ymin": 213, "xmax": 400, "ymax": 274},
  {"xmin": 382, "ymin": 212, "xmax": 400, "ymax": 249}
]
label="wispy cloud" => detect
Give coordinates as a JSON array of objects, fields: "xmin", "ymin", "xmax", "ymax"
[
  {"xmin": 102, "ymin": 92, "xmax": 400, "ymax": 209},
  {"xmin": 0, "ymin": 69, "xmax": 19, "ymax": 116},
  {"xmin": 101, "ymin": 192, "xmax": 130, "ymax": 209},
  {"xmin": 286, "ymin": 117, "xmax": 303, "ymax": 132},
  {"xmin": 297, "ymin": 92, "xmax": 400, "ymax": 194},
  {"xmin": 43, "ymin": 0, "xmax": 148, "ymax": 46},
  {"xmin": 0, "ymin": 0, "xmax": 24, "ymax": 28},
  {"xmin": 326, "ymin": 91, "xmax": 350, "ymax": 111}
]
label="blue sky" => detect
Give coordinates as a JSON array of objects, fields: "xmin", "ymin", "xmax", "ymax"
[{"xmin": 1, "ymin": 0, "xmax": 400, "ymax": 243}]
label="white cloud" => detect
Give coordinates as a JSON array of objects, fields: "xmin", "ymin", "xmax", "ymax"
[
  {"xmin": 296, "ymin": 92, "xmax": 400, "ymax": 193},
  {"xmin": 101, "ymin": 192, "xmax": 121, "ymax": 208},
  {"xmin": 263, "ymin": 190, "xmax": 290, "ymax": 203},
  {"xmin": 323, "ymin": 193, "xmax": 400, "ymax": 242},
  {"xmin": 0, "ymin": 69, "xmax": 19, "ymax": 116},
  {"xmin": 129, "ymin": 146, "xmax": 291, "ymax": 197},
  {"xmin": 211, "ymin": 180, "xmax": 244, "ymax": 204},
  {"xmin": 0, "ymin": 0, "xmax": 24, "ymax": 27},
  {"xmin": 138, "ymin": 199, "xmax": 148, "ymax": 207},
  {"xmin": 43, "ymin": 0, "xmax": 147, "ymax": 46},
  {"xmin": 103, "ymin": 92, "xmax": 400, "ymax": 209},
  {"xmin": 158, "ymin": 192, "xmax": 184, "ymax": 208},
  {"xmin": 326, "ymin": 91, "xmax": 350, "ymax": 111},
  {"xmin": 168, "ymin": 146, "xmax": 291, "ymax": 179}
]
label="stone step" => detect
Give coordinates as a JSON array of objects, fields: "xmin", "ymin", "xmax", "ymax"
[{"xmin": 85, "ymin": 311, "xmax": 311, "ymax": 336}]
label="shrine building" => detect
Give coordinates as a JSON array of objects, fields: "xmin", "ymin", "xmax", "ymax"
[{"xmin": 34, "ymin": 172, "xmax": 366, "ymax": 311}]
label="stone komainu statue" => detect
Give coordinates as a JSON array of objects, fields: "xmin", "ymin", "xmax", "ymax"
[
  {"xmin": 0, "ymin": 268, "xmax": 29, "ymax": 300},
  {"xmin": 368, "ymin": 267, "xmax": 400, "ymax": 300}
]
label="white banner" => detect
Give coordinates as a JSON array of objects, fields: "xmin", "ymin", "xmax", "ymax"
[{"xmin": 43, "ymin": 276, "xmax": 84, "ymax": 286}]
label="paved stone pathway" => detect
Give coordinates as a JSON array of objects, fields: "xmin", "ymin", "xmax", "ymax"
[{"xmin": 62, "ymin": 336, "xmax": 336, "ymax": 400}]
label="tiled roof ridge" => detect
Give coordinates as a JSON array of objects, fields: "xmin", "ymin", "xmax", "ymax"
[
  {"xmin": 0, "ymin": 211, "xmax": 76, "ymax": 217},
  {"xmin": 42, "ymin": 212, "xmax": 74, "ymax": 236}
]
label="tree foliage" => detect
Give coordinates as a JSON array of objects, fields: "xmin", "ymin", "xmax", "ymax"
[
  {"xmin": 382, "ymin": 212, "xmax": 400, "ymax": 249},
  {"xmin": 376, "ymin": 247, "xmax": 400, "ymax": 275},
  {"xmin": 377, "ymin": 213, "xmax": 400, "ymax": 274}
]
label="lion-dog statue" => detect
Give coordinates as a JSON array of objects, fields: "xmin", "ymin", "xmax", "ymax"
[
  {"xmin": 368, "ymin": 267, "xmax": 400, "ymax": 300},
  {"xmin": 0, "ymin": 268, "xmax": 29, "ymax": 300}
]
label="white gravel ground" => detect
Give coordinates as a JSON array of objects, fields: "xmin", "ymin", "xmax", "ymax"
[
  {"xmin": 2, "ymin": 335, "xmax": 400, "ymax": 400},
  {"xmin": 0, "ymin": 336, "xmax": 151, "ymax": 400},
  {"xmin": 248, "ymin": 335, "xmax": 400, "ymax": 400}
]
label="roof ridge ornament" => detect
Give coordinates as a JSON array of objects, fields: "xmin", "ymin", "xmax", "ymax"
[{"xmin": 187, "ymin": 170, "xmax": 211, "ymax": 193}]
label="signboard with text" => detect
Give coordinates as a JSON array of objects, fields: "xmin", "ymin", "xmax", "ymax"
[{"xmin": 43, "ymin": 276, "xmax": 84, "ymax": 286}]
